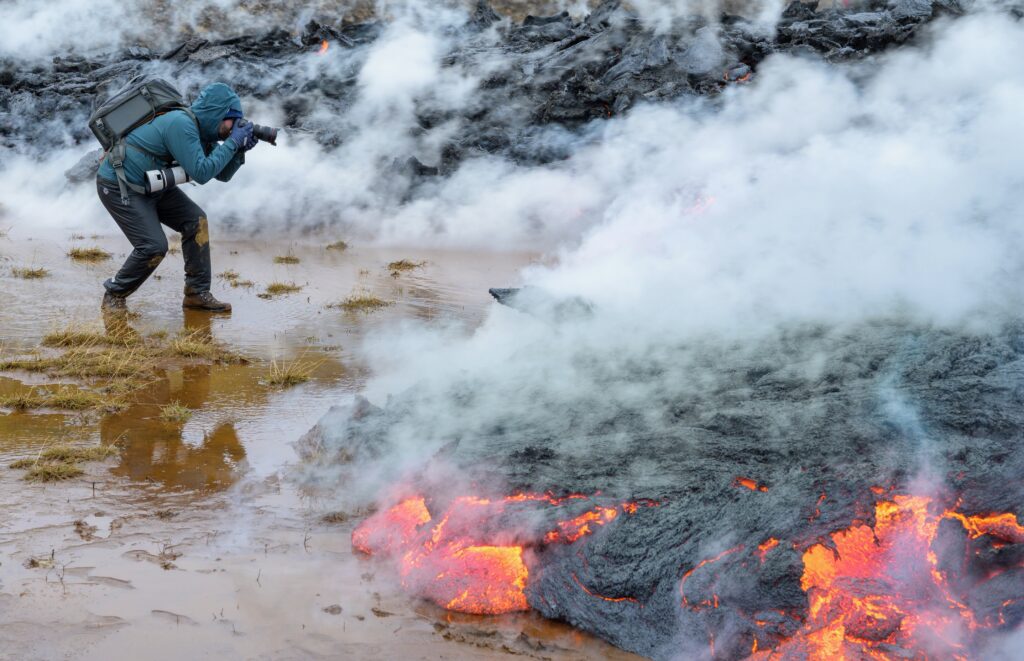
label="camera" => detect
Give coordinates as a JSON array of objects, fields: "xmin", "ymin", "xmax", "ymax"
[{"xmin": 236, "ymin": 118, "xmax": 278, "ymax": 146}]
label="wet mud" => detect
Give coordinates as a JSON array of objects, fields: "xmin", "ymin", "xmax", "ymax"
[{"xmin": 0, "ymin": 232, "xmax": 638, "ymax": 660}]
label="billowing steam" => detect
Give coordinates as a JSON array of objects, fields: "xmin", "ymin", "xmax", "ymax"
[{"xmin": 4, "ymin": 0, "xmax": 1024, "ymax": 657}]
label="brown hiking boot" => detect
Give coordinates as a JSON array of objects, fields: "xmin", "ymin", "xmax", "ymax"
[
  {"xmin": 101, "ymin": 291, "xmax": 128, "ymax": 312},
  {"xmin": 183, "ymin": 291, "xmax": 232, "ymax": 312}
]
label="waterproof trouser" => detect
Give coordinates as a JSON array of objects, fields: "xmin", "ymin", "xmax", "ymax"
[{"xmin": 96, "ymin": 179, "xmax": 212, "ymax": 297}]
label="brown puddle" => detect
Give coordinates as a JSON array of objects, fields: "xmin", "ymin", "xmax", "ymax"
[{"xmin": 0, "ymin": 233, "xmax": 642, "ymax": 660}]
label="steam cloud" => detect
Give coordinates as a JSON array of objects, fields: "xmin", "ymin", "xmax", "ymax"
[{"xmin": 5, "ymin": 0, "xmax": 1024, "ymax": 656}]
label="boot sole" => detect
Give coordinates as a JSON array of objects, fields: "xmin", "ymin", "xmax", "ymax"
[{"xmin": 182, "ymin": 305, "xmax": 232, "ymax": 312}]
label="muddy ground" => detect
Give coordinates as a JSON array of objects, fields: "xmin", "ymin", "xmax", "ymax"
[{"xmin": 0, "ymin": 229, "xmax": 640, "ymax": 660}]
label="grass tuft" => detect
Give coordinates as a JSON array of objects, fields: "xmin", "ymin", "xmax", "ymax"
[
  {"xmin": 167, "ymin": 330, "xmax": 244, "ymax": 363},
  {"xmin": 262, "ymin": 282, "xmax": 302, "ymax": 297},
  {"xmin": 217, "ymin": 269, "xmax": 240, "ymax": 281},
  {"xmin": 0, "ymin": 386, "xmax": 109, "ymax": 411},
  {"xmin": 230, "ymin": 279, "xmax": 255, "ymax": 288},
  {"xmin": 326, "ymin": 240, "xmax": 348, "ymax": 251},
  {"xmin": 328, "ymin": 293, "xmax": 392, "ymax": 313},
  {"xmin": 39, "ymin": 444, "xmax": 118, "ymax": 462},
  {"xmin": 160, "ymin": 401, "xmax": 192, "ymax": 423},
  {"xmin": 265, "ymin": 358, "xmax": 320, "ymax": 387},
  {"xmin": 386, "ymin": 259, "xmax": 424, "ymax": 273},
  {"xmin": 68, "ymin": 247, "xmax": 112, "ymax": 262},
  {"xmin": 43, "ymin": 322, "xmax": 139, "ymax": 348},
  {"xmin": 274, "ymin": 255, "xmax": 300, "ymax": 265},
  {"xmin": 24, "ymin": 463, "xmax": 84, "ymax": 482},
  {"xmin": 12, "ymin": 267, "xmax": 50, "ymax": 279},
  {"xmin": 11, "ymin": 443, "xmax": 118, "ymax": 482}
]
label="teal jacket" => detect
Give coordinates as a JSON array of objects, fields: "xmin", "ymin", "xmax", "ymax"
[{"xmin": 98, "ymin": 83, "xmax": 245, "ymax": 187}]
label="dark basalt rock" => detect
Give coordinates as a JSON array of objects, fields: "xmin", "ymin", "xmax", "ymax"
[
  {"xmin": 301, "ymin": 318, "xmax": 1024, "ymax": 659},
  {"xmin": 0, "ymin": 0, "xmax": 984, "ymax": 173}
]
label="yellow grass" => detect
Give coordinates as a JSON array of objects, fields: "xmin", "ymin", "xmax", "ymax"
[
  {"xmin": 23, "ymin": 463, "xmax": 84, "ymax": 481},
  {"xmin": 265, "ymin": 358, "xmax": 321, "ymax": 387},
  {"xmin": 160, "ymin": 401, "xmax": 192, "ymax": 423},
  {"xmin": 387, "ymin": 259, "xmax": 424, "ymax": 272},
  {"xmin": 326, "ymin": 240, "xmax": 348, "ymax": 251},
  {"xmin": 217, "ymin": 269, "xmax": 240, "ymax": 280},
  {"xmin": 262, "ymin": 282, "xmax": 302, "ymax": 297},
  {"xmin": 329, "ymin": 293, "xmax": 392, "ymax": 313},
  {"xmin": 12, "ymin": 267, "xmax": 50, "ymax": 279},
  {"xmin": 230, "ymin": 279, "xmax": 255, "ymax": 288},
  {"xmin": 38, "ymin": 444, "xmax": 118, "ymax": 462},
  {"xmin": 274, "ymin": 255, "xmax": 300, "ymax": 264},
  {"xmin": 166, "ymin": 330, "xmax": 245, "ymax": 363},
  {"xmin": 10, "ymin": 443, "xmax": 118, "ymax": 482},
  {"xmin": 0, "ymin": 386, "xmax": 109, "ymax": 411},
  {"xmin": 68, "ymin": 247, "xmax": 112, "ymax": 262},
  {"xmin": 42, "ymin": 322, "xmax": 140, "ymax": 348}
]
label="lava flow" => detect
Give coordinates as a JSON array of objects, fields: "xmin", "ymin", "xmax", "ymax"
[
  {"xmin": 764, "ymin": 494, "xmax": 1024, "ymax": 659},
  {"xmin": 353, "ymin": 492, "xmax": 656, "ymax": 615}
]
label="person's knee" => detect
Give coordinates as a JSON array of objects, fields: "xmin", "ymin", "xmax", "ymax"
[{"xmin": 138, "ymin": 236, "xmax": 168, "ymax": 267}]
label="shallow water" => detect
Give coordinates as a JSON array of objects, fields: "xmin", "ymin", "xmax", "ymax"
[{"xmin": 0, "ymin": 231, "xmax": 642, "ymax": 660}]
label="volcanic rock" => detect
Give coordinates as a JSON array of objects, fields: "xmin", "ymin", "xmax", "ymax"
[{"xmin": 303, "ymin": 318, "xmax": 1024, "ymax": 659}]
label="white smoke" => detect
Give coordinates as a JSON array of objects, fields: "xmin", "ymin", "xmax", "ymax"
[{"xmin": 286, "ymin": 9, "xmax": 1024, "ymax": 507}]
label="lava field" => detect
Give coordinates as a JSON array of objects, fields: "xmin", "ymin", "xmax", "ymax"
[
  {"xmin": 6, "ymin": 0, "xmax": 1024, "ymax": 658},
  {"xmin": 302, "ymin": 318, "xmax": 1024, "ymax": 659}
]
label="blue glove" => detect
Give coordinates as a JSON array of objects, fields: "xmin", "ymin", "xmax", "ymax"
[{"xmin": 228, "ymin": 119, "xmax": 254, "ymax": 151}]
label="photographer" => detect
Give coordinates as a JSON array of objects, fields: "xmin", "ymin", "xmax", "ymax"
[{"xmin": 96, "ymin": 82, "xmax": 258, "ymax": 313}]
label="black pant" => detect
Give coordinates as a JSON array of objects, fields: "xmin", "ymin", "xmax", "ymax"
[{"xmin": 97, "ymin": 179, "xmax": 212, "ymax": 297}]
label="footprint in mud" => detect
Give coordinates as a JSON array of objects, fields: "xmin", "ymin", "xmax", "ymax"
[
  {"xmin": 87, "ymin": 574, "xmax": 134, "ymax": 589},
  {"xmin": 123, "ymin": 548, "xmax": 181, "ymax": 570},
  {"xmin": 151, "ymin": 609, "xmax": 197, "ymax": 626},
  {"xmin": 74, "ymin": 519, "xmax": 98, "ymax": 541}
]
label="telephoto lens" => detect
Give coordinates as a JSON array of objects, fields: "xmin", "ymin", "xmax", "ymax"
[{"xmin": 251, "ymin": 124, "xmax": 278, "ymax": 146}]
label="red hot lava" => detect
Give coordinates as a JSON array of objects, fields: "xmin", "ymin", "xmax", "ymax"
[
  {"xmin": 761, "ymin": 494, "xmax": 1024, "ymax": 659},
  {"xmin": 352, "ymin": 492, "xmax": 656, "ymax": 615}
]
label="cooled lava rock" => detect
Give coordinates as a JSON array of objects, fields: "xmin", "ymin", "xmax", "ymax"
[
  {"xmin": 2, "ymin": 0, "xmax": 973, "ymax": 171},
  {"xmin": 301, "ymin": 319, "xmax": 1024, "ymax": 659}
]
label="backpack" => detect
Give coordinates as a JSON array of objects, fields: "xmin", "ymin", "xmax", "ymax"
[{"xmin": 88, "ymin": 76, "xmax": 196, "ymax": 202}]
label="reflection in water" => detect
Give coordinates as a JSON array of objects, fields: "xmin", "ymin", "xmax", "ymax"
[
  {"xmin": 100, "ymin": 310, "xmax": 247, "ymax": 492},
  {"xmin": 102, "ymin": 363, "xmax": 247, "ymax": 492}
]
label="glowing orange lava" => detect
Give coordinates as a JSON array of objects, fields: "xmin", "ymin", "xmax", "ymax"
[
  {"xmin": 317, "ymin": 39, "xmax": 329, "ymax": 55},
  {"xmin": 771, "ymin": 494, "xmax": 1024, "ymax": 659},
  {"xmin": 353, "ymin": 491, "xmax": 655, "ymax": 614},
  {"xmin": 735, "ymin": 477, "xmax": 769, "ymax": 492},
  {"xmin": 756, "ymin": 538, "xmax": 779, "ymax": 563}
]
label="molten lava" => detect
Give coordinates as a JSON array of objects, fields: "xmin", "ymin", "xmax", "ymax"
[
  {"xmin": 734, "ymin": 476, "xmax": 769, "ymax": 492},
  {"xmin": 317, "ymin": 39, "xmax": 329, "ymax": 55},
  {"xmin": 771, "ymin": 494, "xmax": 1024, "ymax": 659},
  {"xmin": 353, "ymin": 491, "xmax": 655, "ymax": 614}
]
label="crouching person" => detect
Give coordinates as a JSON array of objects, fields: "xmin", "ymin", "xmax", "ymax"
[{"xmin": 96, "ymin": 83, "xmax": 257, "ymax": 313}]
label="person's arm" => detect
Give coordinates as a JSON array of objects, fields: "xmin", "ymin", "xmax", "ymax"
[
  {"xmin": 212, "ymin": 147, "xmax": 245, "ymax": 182},
  {"xmin": 163, "ymin": 113, "xmax": 241, "ymax": 185}
]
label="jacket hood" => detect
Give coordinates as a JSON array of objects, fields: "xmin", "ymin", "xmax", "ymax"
[{"xmin": 190, "ymin": 83, "xmax": 243, "ymax": 142}]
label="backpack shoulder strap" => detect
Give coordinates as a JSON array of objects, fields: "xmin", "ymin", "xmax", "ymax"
[{"xmin": 105, "ymin": 140, "xmax": 147, "ymax": 203}]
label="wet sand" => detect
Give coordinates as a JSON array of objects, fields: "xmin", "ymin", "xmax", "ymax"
[{"xmin": 0, "ymin": 230, "xmax": 643, "ymax": 660}]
